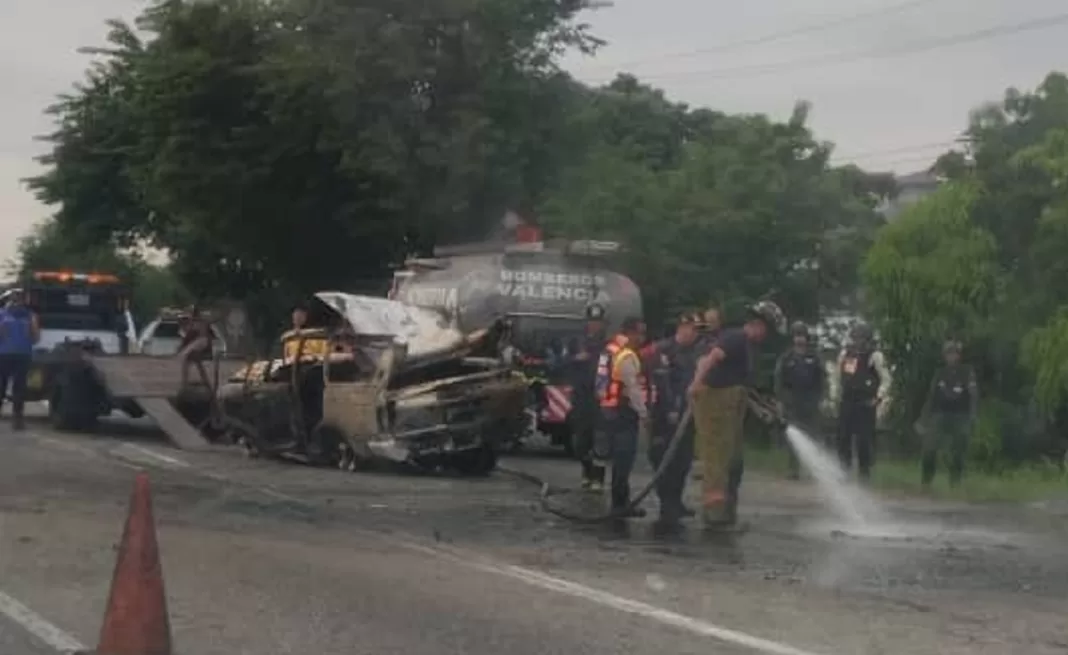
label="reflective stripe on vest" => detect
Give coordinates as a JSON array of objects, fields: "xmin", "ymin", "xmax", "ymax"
[{"xmin": 596, "ymin": 334, "xmax": 653, "ymax": 409}]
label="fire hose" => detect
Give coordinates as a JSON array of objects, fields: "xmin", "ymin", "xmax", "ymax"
[{"xmin": 502, "ymin": 389, "xmax": 785, "ymax": 524}]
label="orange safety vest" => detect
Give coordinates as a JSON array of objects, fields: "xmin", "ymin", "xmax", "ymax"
[{"xmin": 596, "ymin": 334, "xmax": 655, "ymax": 409}]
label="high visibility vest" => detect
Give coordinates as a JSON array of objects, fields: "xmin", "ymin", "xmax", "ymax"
[
  {"xmin": 595, "ymin": 334, "xmax": 654, "ymax": 409},
  {"xmin": 281, "ymin": 328, "xmax": 329, "ymax": 362}
]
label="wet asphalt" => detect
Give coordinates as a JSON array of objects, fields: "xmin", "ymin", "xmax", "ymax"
[{"xmin": 0, "ymin": 411, "xmax": 1066, "ymax": 654}]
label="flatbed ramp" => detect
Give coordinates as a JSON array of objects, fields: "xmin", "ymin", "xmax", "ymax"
[{"xmin": 89, "ymin": 355, "xmax": 245, "ymax": 450}]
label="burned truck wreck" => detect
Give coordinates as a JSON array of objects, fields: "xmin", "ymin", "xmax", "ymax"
[{"xmin": 217, "ymin": 292, "xmax": 526, "ymax": 475}]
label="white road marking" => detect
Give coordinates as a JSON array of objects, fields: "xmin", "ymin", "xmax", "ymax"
[
  {"xmin": 394, "ymin": 539, "xmax": 830, "ymax": 655},
  {"xmin": 260, "ymin": 487, "xmax": 300, "ymax": 502},
  {"xmin": 0, "ymin": 590, "xmax": 85, "ymax": 653},
  {"xmin": 35, "ymin": 435, "xmax": 141, "ymax": 471},
  {"xmin": 34, "ymin": 436, "xmax": 97, "ymax": 458},
  {"xmin": 121, "ymin": 444, "xmax": 190, "ymax": 468},
  {"xmin": 111, "ymin": 443, "xmax": 190, "ymax": 470}
]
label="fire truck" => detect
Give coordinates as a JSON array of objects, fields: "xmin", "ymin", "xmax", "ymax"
[{"xmin": 388, "ymin": 230, "xmax": 642, "ymax": 453}]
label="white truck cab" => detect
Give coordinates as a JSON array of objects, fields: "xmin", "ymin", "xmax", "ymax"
[
  {"xmin": 4, "ymin": 272, "xmax": 138, "ymax": 356},
  {"xmin": 137, "ymin": 309, "xmax": 227, "ymax": 357}
]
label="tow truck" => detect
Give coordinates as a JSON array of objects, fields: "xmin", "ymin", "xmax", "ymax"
[
  {"xmin": 11, "ymin": 270, "xmax": 240, "ymax": 448},
  {"xmin": 11, "ymin": 271, "xmax": 137, "ymax": 417}
]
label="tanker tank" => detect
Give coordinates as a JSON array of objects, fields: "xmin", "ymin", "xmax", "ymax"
[{"xmin": 391, "ymin": 247, "xmax": 642, "ymax": 355}]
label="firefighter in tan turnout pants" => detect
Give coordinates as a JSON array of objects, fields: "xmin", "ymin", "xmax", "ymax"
[{"xmin": 687, "ymin": 301, "xmax": 786, "ymax": 529}]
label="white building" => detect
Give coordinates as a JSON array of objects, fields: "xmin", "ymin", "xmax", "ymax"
[{"xmin": 879, "ymin": 169, "xmax": 941, "ymax": 220}]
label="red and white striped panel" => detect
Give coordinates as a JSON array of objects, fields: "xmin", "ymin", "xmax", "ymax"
[{"xmin": 539, "ymin": 385, "xmax": 573, "ymax": 424}]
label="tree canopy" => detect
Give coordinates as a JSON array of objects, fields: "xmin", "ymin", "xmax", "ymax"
[
  {"xmin": 25, "ymin": 0, "xmax": 887, "ymax": 331},
  {"xmin": 866, "ymin": 72, "xmax": 1068, "ymax": 464},
  {"xmin": 23, "ymin": 0, "xmax": 1068, "ymax": 464}
]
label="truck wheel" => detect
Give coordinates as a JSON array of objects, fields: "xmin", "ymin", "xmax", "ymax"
[
  {"xmin": 307, "ymin": 422, "xmax": 348, "ymax": 468},
  {"xmin": 453, "ymin": 445, "xmax": 498, "ymax": 477},
  {"xmin": 49, "ymin": 379, "xmax": 98, "ymax": 432}
]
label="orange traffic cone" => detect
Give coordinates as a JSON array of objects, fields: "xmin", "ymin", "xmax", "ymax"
[{"xmin": 93, "ymin": 473, "xmax": 173, "ymax": 655}]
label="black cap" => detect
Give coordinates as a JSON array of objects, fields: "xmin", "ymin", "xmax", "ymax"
[{"xmin": 586, "ymin": 304, "xmax": 605, "ymax": 321}]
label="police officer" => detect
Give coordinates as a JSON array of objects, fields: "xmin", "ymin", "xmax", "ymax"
[
  {"xmin": 592, "ymin": 317, "xmax": 651, "ymax": 518},
  {"xmin": 917, "ymin": 339, "xmax": 977, "ymax": 488},
  {"xmin": 688, "ymin": 301, "xmax": 786, "ymax": 529},
  {"xmin": 646, "ymin": 313, "xmax": 704, "ymax": 526},
  {"xmin": 0, "ymin": 290, "xmax": 39, "ymax": 430},
  {"xmin": 569, "ymin": 304, "xmax": 608, "ymax": 491},
  {"xmin": 831, "ymin": 322, "xmax": 892, "ymax": 482},
  {"xmin": 774, "ymin": 321, "xmax": 826, "ymax": 479}
]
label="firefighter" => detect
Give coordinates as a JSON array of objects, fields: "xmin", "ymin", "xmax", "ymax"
[
  {"xmin": 831, "ymin": 322, "xmax": 892, "ymax": 482},
  {"xmin": 687, "ymin": 301, "xmax": 786, "ymax": 529},
  {"xmin": 569, "ymin": 304, "xmax": 609, "ymax": 491},
  {"xmin": 773, "ymin": 321, "xmax": 826, "ymax": 479},
  {"xmin": 917, "ymin": 339, "xmax": 977, "ymax": 488},
  {"xmin": 592, "ymin": 317, "xmax": 651, "ymax": 517},
  {"xmin": 646, "ymin": 312, "xmax": 704, "ymax": 527}
]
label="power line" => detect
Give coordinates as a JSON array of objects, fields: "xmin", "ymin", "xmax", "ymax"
[
  {"xmin": 586, "ymin": 0, "xmax": 942, "ymax": 71},
  {"xmin": 836, "ymin": 140, "xmax": 962, "ymax": 161},
  {"xmin": 849, "ymin": 153, "xmax": 948, "ymax": 170},
  {"xmin": 586, "ymin": 11, "xmax": 1068, "ymax": 84}
]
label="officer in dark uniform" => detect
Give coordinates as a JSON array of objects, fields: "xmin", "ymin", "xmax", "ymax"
[
  {"xmin": 646, "ymin": 312, "xmax": 704, "ymax": 527},
  {"xmin": 569, "ymin": 304, "xmax": 608, "ymax": 491},
  {"xmin": 917, "ymin": 339, "xmax": 977, "ymax": 488},
  {"xmin": 774, "ymin": 321, "xmax": 826, "ymax": 479},
  {"xmin": 832, "ymin": 322, "xmax": 891, "ymax": 481}
]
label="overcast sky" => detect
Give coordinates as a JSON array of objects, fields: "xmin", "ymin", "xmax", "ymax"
[{"xmin": 2, "ymin": 0, "xmax": 1065, "ymax": 265}]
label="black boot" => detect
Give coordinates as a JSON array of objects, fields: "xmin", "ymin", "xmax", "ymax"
[
  {"xmin": 921, "ymin": 453, "xmax": 936, "ymax": 489},
  {"xmin": 580, "ymin": 460, "xmax": 594, "ymax": 489}
]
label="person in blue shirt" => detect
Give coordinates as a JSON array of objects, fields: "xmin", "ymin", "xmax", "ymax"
[{"xmin": 0, "ymin": 290, "xmax": 40, "ymax": 429}]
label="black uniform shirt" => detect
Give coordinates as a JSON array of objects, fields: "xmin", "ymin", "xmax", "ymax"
[{"xmin": 704, "ymin": 328, "xmax": 750, "ymax": 389}]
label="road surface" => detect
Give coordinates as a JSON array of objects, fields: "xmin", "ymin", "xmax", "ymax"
[{"xmin": 0, "ymin": 413, "xmax": 1066, "ymax": 655}]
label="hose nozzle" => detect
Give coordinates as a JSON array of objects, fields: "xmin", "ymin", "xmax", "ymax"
[{"xmin": 746, "ymin": 389, "xmax": 786, "ymax": 427}]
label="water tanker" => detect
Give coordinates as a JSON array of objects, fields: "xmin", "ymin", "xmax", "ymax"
[{"xmin": 390, "ymin": 238, "xmax": 643, "ymax": 452}]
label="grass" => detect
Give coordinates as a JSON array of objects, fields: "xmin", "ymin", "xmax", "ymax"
[{"xmin": 744, "ymin": 444, "xmax": 1068, "ymax": 503}]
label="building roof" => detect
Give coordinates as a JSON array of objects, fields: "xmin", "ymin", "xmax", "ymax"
[{"xmin": 896, "ymin": 169, "xmax": 940, "ymax": 189}]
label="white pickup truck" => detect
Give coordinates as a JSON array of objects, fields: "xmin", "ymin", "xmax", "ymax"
[{"xmin": 137, "ymin": 310, "xmax": 228, "ymax": 357}]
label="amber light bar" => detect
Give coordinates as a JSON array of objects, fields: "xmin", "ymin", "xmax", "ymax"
[{"xmin": 32, "ymin": 271, "xmax": 121, "ymax": 284}]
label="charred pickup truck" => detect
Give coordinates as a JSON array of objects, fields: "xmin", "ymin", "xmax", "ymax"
[{"xmin": 218, "ymin": 292, "xmax": 526, "ymax": 475}]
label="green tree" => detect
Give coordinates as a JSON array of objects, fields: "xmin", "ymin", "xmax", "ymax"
[
  {"xmin": 865, "ymin": 71, "xmax": 1068, "ymax": 465},
  {"xmin": 540, "ymin": 93, "xmax": 886, "ymax": 324},
  {"xmin": 28, "ymin": 0, "xmax": 598, "ymax": 305},
  {"xmin": 13, "ymin": 219, "xmax": 188, "ymax": 325}
]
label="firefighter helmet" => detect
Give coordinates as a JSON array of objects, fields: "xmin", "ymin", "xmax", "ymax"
[{"xmin": 747, "ymin": 300, "xmax": 787, "ymax": 335}]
